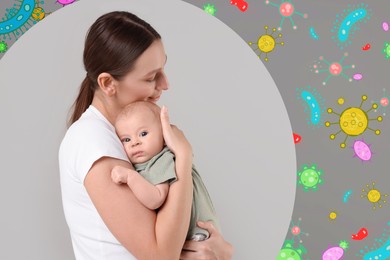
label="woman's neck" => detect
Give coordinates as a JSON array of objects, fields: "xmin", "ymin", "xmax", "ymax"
[{"xmin": 91, "ymin": 95, "xmax": 120, "ymax": 126}]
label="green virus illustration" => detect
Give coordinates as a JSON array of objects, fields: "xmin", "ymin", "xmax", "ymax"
[
  {"xmin": 322, "ymin": 240, "xmax": 349, "ymax": 259},
  {"xmin": 0, "ymin": 41, "xmax": 8, "ymax": 53},
  {"xmin": 203, "ymin": 3, "xmax": 217, "ymax": 16},
  {"xmin": 297, "ymin": 164, "xmax": 323, "ymax": 192},
  {"xmin": 383, "ymin": 42, "xmax": 390, "ymax": 59},
  {"xmin": 339, "ymin": 240, "xmax": 349, "ymax": 250},
  {"xmin": 277, "ymin": 239, "xmax": 307, "ymax": 260}
]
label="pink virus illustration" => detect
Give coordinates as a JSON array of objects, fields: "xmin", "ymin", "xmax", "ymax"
[
  {"xmin": 353, "ymin": 73, "xmax": 363, "ymax": 81},
  {"xmin": 289, "ymin": 217, "xmax": 309, "ymax": 243},
  {"xmin": 322, "ymin": 240, "xmax": 349, "ymax": 260},
  {"xmin": 264, "ymin": 0, "xmax": 308, "ymax": 31},
  {"xmin": 312, "ymin": 52, "xmax": 355, "ymax": 86},
  {"xmin": 372, "ymin": 88, "xmax": 390, "ymax": 116},
  {"xmin": 383, "ymin": 21, "xmax": 389, "ymax": 32},
  {"xmin": 57, "ymin": 0, "xmax": 75, "ymax": 6},
  {"xmin": 352, "ymin": 139, "xmax": 372, "ymax": 162}
]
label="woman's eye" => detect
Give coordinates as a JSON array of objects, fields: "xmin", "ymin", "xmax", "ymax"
[
  {"xmin": 122, "ymin": 137, "xmax": 131, "ymax": 143},
  {"xmin": 146, "ymin": 77, "xmax": 156, "ymax": 82},
  {"xmin": 140, "ymin": 131, "xmax": 148, "ymax": 137}
]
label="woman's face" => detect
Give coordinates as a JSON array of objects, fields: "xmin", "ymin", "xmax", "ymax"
[{"xmin": 115, "ymin": 40, "xmax": 168, "ymax": 108}]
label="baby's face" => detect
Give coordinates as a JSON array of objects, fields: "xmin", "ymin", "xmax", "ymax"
[{"xmin": 116, "ymin": 108, "xmax": 164, "ymax": 164}]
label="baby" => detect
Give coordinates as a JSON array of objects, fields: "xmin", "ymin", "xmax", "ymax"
[{"xmin": 111, "ymin": 101, "xmax": 220, "ymax": 241}]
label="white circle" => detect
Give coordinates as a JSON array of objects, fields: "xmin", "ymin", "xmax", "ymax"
[{"xmin": 0, "ymin": 0, "xmax": 296, "ymax": 258}]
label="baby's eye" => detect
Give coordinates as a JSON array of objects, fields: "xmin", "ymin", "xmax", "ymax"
[
  {"xmin": 140, "ymin": 131, "xmax": 148, "ymax": 137},
  {"xmin": 122, "ymin": 137, "xmax": 131, "ymax": 143}
]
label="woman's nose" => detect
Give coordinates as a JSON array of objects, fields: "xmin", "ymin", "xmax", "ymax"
[{"xmin": 157, "ymin": 71, "xmax": 169, "ymax": 90}]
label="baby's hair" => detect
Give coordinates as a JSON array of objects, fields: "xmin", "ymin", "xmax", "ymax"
[{"xmin": 115, "ymin": 101, "xmax": 161, "ymax": 126}]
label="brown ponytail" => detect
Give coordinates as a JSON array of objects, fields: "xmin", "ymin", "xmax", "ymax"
[
  {"xmin": 67, "ymin": 75, "xmax": 94, "ymax": 126},
  {"xmin": 67, "ymin": 11, "xmax": 161, "ymax": 127}
]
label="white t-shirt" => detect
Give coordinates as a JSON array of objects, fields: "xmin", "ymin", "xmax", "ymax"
[{"xmin": 59, "ymin": 105, "xmax": 136, "ymax": 260}]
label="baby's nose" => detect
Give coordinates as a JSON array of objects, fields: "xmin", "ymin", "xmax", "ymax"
[{"xmin": 131, "ymin": 139, "xmax": 141, "ymax": 147}]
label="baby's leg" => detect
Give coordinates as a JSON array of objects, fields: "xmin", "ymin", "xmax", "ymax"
[{"xmin": 186, "ymin": 166, "xmax": 220, "ymax": 241}]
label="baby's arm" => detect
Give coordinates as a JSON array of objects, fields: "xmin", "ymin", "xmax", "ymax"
[{"xmin": 111, "ymin": 165, "xmax": 169, "ymax": 210}]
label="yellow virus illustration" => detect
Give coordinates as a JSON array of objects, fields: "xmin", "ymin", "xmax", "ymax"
[
  {"xmin": 361, "ymin": 182, "xmax": 388, "ymax": 210},
  {"xmin": 32, "ymin": 7, "xmax": 46, "ymax": 21},
  {"xmin": 328, "ymin": 210, "xmax": 337, "ymax": 222},
  {"xmin": 325, "ymin": 95, "xmax": 382, "ymax": 148},
  {"xmin": 248, "ymin": 26, "xmax": 284, "ymax": 62},
  {"xmin": 338, "ymin": 98, "xmax": 344, "ymax": 105}
]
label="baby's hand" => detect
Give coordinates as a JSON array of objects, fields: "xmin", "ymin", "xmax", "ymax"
[{"xmin": 111, "ymin": 165, "xmax": 131, "ymax": 184}]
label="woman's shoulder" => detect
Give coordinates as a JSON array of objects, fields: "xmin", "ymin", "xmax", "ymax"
[
  {"xmin": 68, "ymin": 107, "xmax": 113, "ymax": 137},
  {"xmin": 60, "ymin": 107, "xmax": 119, "ymax": 155}
]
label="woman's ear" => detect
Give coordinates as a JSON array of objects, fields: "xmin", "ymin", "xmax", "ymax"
[{"xmin": 97, "ymin": 72, "xmax": 117, "ymax": 97}]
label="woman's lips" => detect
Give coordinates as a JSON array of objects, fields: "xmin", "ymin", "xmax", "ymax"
[{"xmin": 149, "ymin": 96, "xmax": 160, "ymax": 103}]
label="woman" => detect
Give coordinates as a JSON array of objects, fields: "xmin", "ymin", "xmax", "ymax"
[{"xmin": 59, "ymin": 11, "xmax": 233, "ymax": 259}]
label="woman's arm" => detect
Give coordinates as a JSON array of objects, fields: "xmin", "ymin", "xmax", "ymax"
[
  {"xmin": 111, "ymin": 165, "xmax": 169, "ymax": 210},
  {"xmin": 85, "ymin": 107, "xmax": 193, "ymax": 260}
]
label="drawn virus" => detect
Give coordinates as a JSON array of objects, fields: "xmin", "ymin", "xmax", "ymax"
[
  {"xmin": 372, "ymin": 88, "xmax": 390, "ymax": 116},
  {"xmin": 0, "ymin": 41, "xmax": 7, "ymax": 53},
  {"xmin": 331, "ymin": 3, "xmax": 371, "ymax": 50},
  {"xmin": 357, "ymin": 222, "xmax": 390, "ymax": 260},
  {"xmin": 312, "ymin": 52, "xmax": 355, "ymax": 86},
  {"xmin": 31, "ymin": 6, "xmax": 45, "ymax": 21},
  {"xmin": 361, "ymin": 182, "xmax": 388, "ymax": 210},
  {"xmin": 248, "ymin": 26, "xmax": 284, "ymax": 62},
  {"xmin": 328, "ymin": 210, "xmax": 337, "ymax": 222},
  {"xmin": 56, "ymin": 0, "xmax": 76, "ymax": 6},
  {"xmin": 277, "ymin": 239, "xmax": 307, "ymax": 260},
  {"xmin": 353, "ymin": 73, "xmax": 363, "ymax": 81},
  {"xmin": 203, "ymin": 3, "xmax": 217, "ymax": 16},
  {"xmin": 293, "ymin": 133, "xmax": 302, "ymax": 144},
  {"xmin": 290, "ymin": 218, "xmax": 309, "ymax": 243},
  {"xmin": 264, "ymin": 0, "xmax": 308, "ymax": 31},
  {"xmin": 343, "ymin": 189, "xmax": 352, "ymax": 203},
  {"xmin": 296, "ymin": 86, "xmax": 325, "ymax": 127},
  {"xmin": 309, "ymin": 26, "xmax": 319, "ymax": 40},
  {"xmin": 230, "ymin": 0, "xmax": 248, "ymax": 12},
  {"xmin": 0, "ymin": 0, "xmax": 45, "ymax": 41},
  {"xmin": 362, "ymin": 43, "xmax": 371, "ymax": 51},
  {"xmin": 297, "ymin": 164, "xmax": 323, "ymax": 192},
  {"xmin": 352, "ymin": 139, "xmax": 372, "ymax": 162},
  {"xmin": 322, "ymin": 240, "xmax": 349, "ymax": 260},
  {"xmin": 352, "ymin": 227, "xmax": 368, "ymax": 240},
  {"xmin": 325, "ymin": 95, "xmax": 383, "ymax": 148},
  {"xmin": 383, "ymin": 22, "xmax": 389, "ymax": 32},
  {"xmin": 383, "ymin": 42, "xmax": 390, "ymax": 59}
]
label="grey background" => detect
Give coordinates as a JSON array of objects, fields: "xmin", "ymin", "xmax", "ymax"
[
  {"xmin": 182, "ymin": 0, "xmax": 390, "ymax": 259},
  {"xmin": 0, "ymin": 0, "xmax": 296, "ymax": 259}
]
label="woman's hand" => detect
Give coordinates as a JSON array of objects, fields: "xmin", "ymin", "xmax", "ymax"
[
  {"xmin": 160, "ymin": 106, "xmax": 192, "ymax": 158},
  {"xmin": 180, "ymin": 221, "xmax": 234, "ymax": 260}
]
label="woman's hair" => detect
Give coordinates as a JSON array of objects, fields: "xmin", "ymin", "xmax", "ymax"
[{"xmin": 68, "ymin": 11, "xmax": 161, "ymax": 126}]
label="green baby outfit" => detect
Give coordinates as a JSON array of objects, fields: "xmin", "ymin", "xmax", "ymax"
[{"xmin": 134, "ymin": 146, "xmax": 220, "ymax": 240}]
